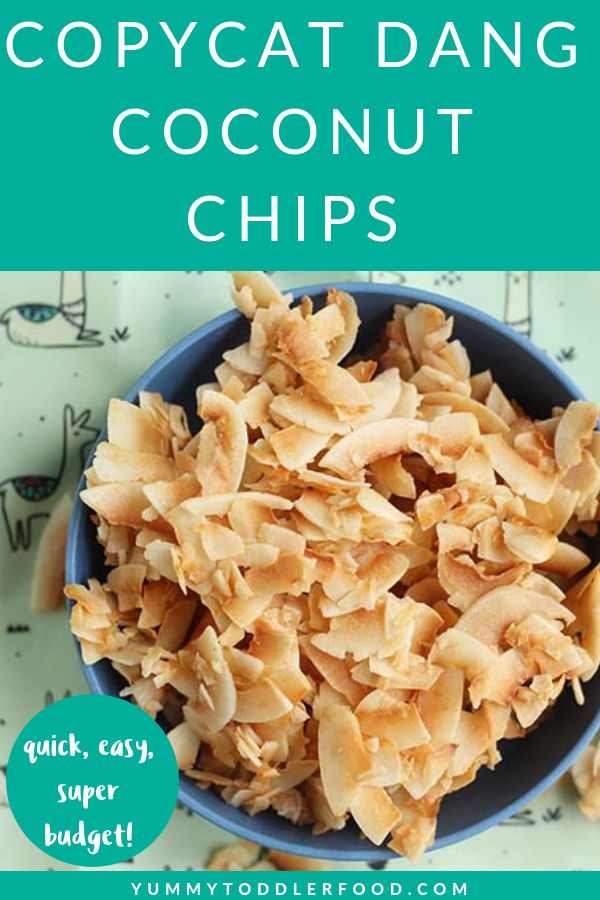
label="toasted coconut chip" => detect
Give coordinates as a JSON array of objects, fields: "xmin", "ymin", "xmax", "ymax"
[
  {"xmin": 81, "ymin": 483, "xmax": 148, "ymax": 528},
  {"xmin": 223, "ymin": 647, "xmax": 265, "ymax": 683},
  {"xmin": 325, "ymin": 289, "xmax": 360, "ymax": 363},
  {"xmin": 238, "ymin": 382, "xmax": 274, "ymax": 430},
  {"xmin": 321, "ymin": 419, "xmax": 428, "ymax": 478},
  {"xmin": 265, "ymin": 850, "xmax": 329, "ymax": 872},
  {"xmin": 215, "ymin": 361, "xmax": 248, "ymax": 391},
  {"xmin": 222, "ymin": 342, "xmax": 268, "ymax": 377},
  {"xmin": 360, "ymin": 655, "xmax": 443, "ymax": 692},
  {"xmin": 512, "ymin": 675, "xmax": 564, "ymax": 729},
  {"xmin": 523, "ymin": 483, "xmax": 578, "ymax": 534},
  {"xmin": 482, "ymin": 434, "xmax": 558, "ymax": 503},
  {"xmin": 168, "ymin": 721, "xmax": 200, "ymax": 769},
  {"xmin": 232, "ymin": 271, "xmax": 290, "ymax": 316},
  {"xmin": 318, "ymin": 703, "xmax": 372, "ymax": 816},
  {"xmin": 457, "ymin": 585, "xmax": 574, "ymax": 646},
  {"xmin": 415, "ymin": 492, "xmax": 447, "ymax": 531},
  {"xmin": 371, "ymin": 455, "xmax": 417, "ymax": 499},
  {"xmin": 312, "ymin": 597, "xmax": 419, "ymax": 662},
  {"xmin": 429, "ymin": 413, "xmax": 480, "ymax": 459},
  {"xmin": 31, "ymin": 493, "xmax": 72, "ymax": 613},
  {"xmin": 563, "ymin": 450, "xmax": 600, "ymax": 521},
  {"xmin": 197, "ymin": 391, "xmax": 248, "ymax": 494},
  {"xmin": 270, "ymin": 425, "xmax": 329, "ymax": 471},
  {"xmin": 430, "ymin": 628, "xmax": 498, "ymax": 680},
  {"xmin": 346, "ymin": 359, "xmax": 378, "ymax": 383},
  {"xmin": 197, "ymin": 523, "xmax": 245, "ymax": 560},
  {"xmin": 404, "ymin": 304, "xmax": 447, "ymax": 365},
  {"xmin": 436, "ymin": 524, "xmax": 473, "ymax": 555},
  {"xmin": 235, "ymin": 679, "xmax": 294, "ymax": 723},
  {"xmin": 138, "ymin": 579, "xmax": 181, "ymax": 629},
  {"xmin": 521, "ymin": 571, "xmax": 565, "ymax": 601},
  {"xmin": 540, "ymin": 541, "xmax": 591, "ymax": 578},
  {"xmin": 446, "ymin": 711, "xmax": 489, "ymax": 777},
  {"xmin": 352, "ymin": 369, "xmax": 402, "ymax": 428},
  {"xmin": 270, "ymin": 390, "xmax": 349, "ymax": 436},
  {"xmin": 299, "ymin": 360, "xmax": 371, "ymax": 414},
  {"xmin": 186, "ymin": 626, "xmax": 237, "ymax": 731},
  {"xmin": 357, "ymin": 692, "xmax": 431, "ymax": 750},
  {"xmin": 350, "ymin": 784, "xmax": 402, "ymax": 845},
  {"xmin": 258, "ymin": 522, "xmax": 306, "ymax": 556},
  {"xmin": 311, "ymin": 302, "xmax": 347, "ymax": 343},
  {"xmin": 565, "ymin": 563, "xmax": 600, "ymax": 681},
  {"xmin": 143, "ymin": 475, "xmax": 200, "ymax": 518},
  {"xmin": 438, "ymin": 553, "xmax": 530, "ymax": 612},
  {"xmin": 276, "ymin": 309, "xmax": 331, "ymax": 365},
  {"xmin": 400, "ymin": 745, "xmax": 454, "ymax": 801},
  {"xmin": 469, "ymin": 649, "xmax": 535, "ymax": 709},
  {"xmin": 469, "ymin": 370, "xmax": 493, "ymax": 401},
  {"xmin": 506, "ymin": 613, "xmax": 585, "ymax": 679},
  {"xmin": 120, "ymin": 676, "xmax": 165, "ymax": 719},
  {"xmin": 157, "ymin": 599, "xmax": 196, "ymax": 651},
  {"xmin": 411, "ymin": 364, "xmax": 470, "ymax": 397},
  {"xmin": 421, "ymin": 392, "xmax": 509, "ymax": 434},
  {"xmin": 300, "ymin": 637, "xmax": 366, "ymax": 706},
  {"xmin": 554, "ymin": 400, "xmax": 598, "ymax": 470},
  {"xmin": 418, "ymin": 667, "xmax": 464, "ymax": 746},
  {"xmin": 485, "ymin": 383, "xmax": 518, "ymax": 426},
  {"xmin": 571, "ymin": 744, "xmax": 600, "ymax": 821},
  {"xmin": 245, "ymin": 553, "xmax": 315, "ymax": 598},
  {"xmin": 362, "ymin": 738, "xmax": 404, "ymax": 788},
  {"xmin": 501, "ymin": 519, "xmax": 558, "ymax": 564},
  {"xmin": 388, "ymin": 803, "xmax": 437, "ymax": 862},
  {"xmin": 107, "ymin": 563, "xmax": 146, "ymax": 611},
  {"xmin": 455, "ymin": 446, "xmax": 497, "ymax": 486},
  {"xmin": 108, "ymin": 398, "xmax": 169, "ymax": 455},
  {"xmin": 93, "ymin": 442, "xmax": 177, "ymax": 484},
  {"xmin": 228, "ymin": 498, "xmax": 278, "ymax": 543},
  {"xmin": 206, "ymin": 839, "xmax": 263, "ymax": 871},
  {"xmin": 391, "ymin": 382, "xmax": 421, "ymax": 420},
  {"xmin": 179, "ymin": 491, "xmax": 292, "ymax": 520}
]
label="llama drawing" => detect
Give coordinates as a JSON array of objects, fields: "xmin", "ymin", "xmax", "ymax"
[
  {"xmin": 504, "ymin": 271, "xmax": 533, "ymax": 339},
  {"xmin": 0, "ymin": 405, "xmax": 99, "ymax": 551},
  {"xmin": 0, "ymin": 271, "xmax": 103, "ymax": 348}
]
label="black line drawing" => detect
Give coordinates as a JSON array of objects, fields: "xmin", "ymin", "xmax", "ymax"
[
  {"xmin": 110, "ymin": 325, "xmax": 131, "ymax": 344},
  {"xmin": 500, "ymin": 809, "xmax": 536, "ymax": 826},
  {"xmin": 0, "ymin": 405, "xmax": 98, "ymax": 551},
  {"xmin": 44, "ymin": 689, "xmax": 72, "ymax": 707},
  {"xmin": 557, "ymin": 346, "xmax": 576, "ymax": 363},
  {"xmin": 542, "ymin": 807, "xmax": 563, "ymax": 822},
  {"xmin": 434, "ymin": 271, "xmax": 463, "ymax": 288},
  {"xmin": 504, "ymin": 272, "xmax": 533, "ymax": 339},
  {"xmin": 0, "ymin": 271, "xmax": 103, "ymax": 348}
]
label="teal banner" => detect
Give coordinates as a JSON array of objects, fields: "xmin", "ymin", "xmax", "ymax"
[
  {"xmin": 0, "ymin": 872, "xmax": 598, "ymax": 898},
  {"xmin": 0, "ymin": 2, "xmax": 598, "ymax": 267}
]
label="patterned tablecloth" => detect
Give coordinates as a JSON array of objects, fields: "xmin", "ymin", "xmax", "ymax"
[{"xmin": 0, "ymin": 270, "xmax": 598, "ymax": 871}]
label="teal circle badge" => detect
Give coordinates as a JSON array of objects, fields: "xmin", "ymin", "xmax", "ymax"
[{"xmin": 7, "ymin": 694, "xmax": 179, "ymax": 866}]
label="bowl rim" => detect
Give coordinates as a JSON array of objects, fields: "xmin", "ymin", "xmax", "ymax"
[{"xmin": 66, "ymin": 281, "xmax": 600, "ymax": 861}]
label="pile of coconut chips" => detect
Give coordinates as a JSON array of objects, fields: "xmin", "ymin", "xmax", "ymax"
[{"xmin": 66, "ymin": 273, "xmax": 600, "ymax": 860}]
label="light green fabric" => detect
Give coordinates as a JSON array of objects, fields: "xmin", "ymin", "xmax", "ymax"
[{"xmin": 0, "ymin": 271, "xmax": 597, "ymax": 871}]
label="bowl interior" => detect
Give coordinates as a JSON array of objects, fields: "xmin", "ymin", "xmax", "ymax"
[{"xmin": 67, "ymin": 283, "xmax": 600, "ymax": 861}]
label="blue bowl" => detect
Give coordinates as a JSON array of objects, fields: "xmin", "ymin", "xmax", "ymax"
[{"xmin": 66, "ymin": 283, "xmax": 600, "ymax": 861}]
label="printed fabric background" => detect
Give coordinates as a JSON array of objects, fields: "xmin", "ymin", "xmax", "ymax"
[{"xmin": 0, "ymin": 270, "xmax": 598, "ymax": 871}]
